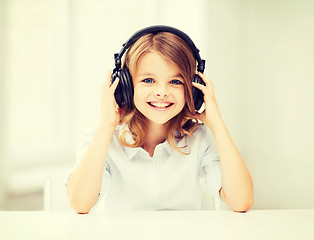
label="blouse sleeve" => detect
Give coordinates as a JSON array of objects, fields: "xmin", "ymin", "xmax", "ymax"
[{"xmin": 199, "ymin": 125, "xmax": 222, "ymax": 199}]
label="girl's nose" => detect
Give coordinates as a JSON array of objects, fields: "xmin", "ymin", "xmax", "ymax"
[
  {"xmin": 155, "ymin": 86, "xmax": 168, "ymax": 98},
  {"xmin": 156, "ymin": 92, "xmax": 168, "ymax": 97}
]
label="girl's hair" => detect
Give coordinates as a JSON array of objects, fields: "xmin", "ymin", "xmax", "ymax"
[{"xmin": 118, "ymin": 32, "xmax": 200, "ymax": 155}]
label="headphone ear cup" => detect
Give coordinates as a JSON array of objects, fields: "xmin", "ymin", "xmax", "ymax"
[
  {"xmin": 192, "ymin": 74, "xmax": 205, "ymax": 111},
  {"xmin": 114, "ymin": 68, "xmax": 134, "ymax": 109},
  {"xmin": 120, "ymin": 68, "xmax": 134, "ymax": 109}
]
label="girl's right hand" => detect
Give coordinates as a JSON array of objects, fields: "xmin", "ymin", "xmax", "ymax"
[{"xmin": 99, "ymin": 71, "xmax": 121, "ymax": 130}]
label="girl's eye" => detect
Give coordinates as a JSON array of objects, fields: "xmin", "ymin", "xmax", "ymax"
[
  {"xmin": 142, "ymin": 78, "xmax": 154, "ymax": 84},
  {"xmin": 170, "ymin": 79, "xmax": 183, "ymax": 85}
]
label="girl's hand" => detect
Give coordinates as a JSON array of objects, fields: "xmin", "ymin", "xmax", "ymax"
[
  {"xmin": 192, "ymin": 72, "xmax": 223, "ymax": 130},
  {"xmin": 99, "ymin": 71, "xmax": 121, "ymax": 130}
]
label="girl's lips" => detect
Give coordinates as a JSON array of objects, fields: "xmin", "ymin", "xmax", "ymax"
[
  {"xmin": 148, "ymin": 100, "xmax": 173, "ymax": 103},
  {"xmin": 147, "ymin": 102, "xmax": 174, "ymax": 111}
]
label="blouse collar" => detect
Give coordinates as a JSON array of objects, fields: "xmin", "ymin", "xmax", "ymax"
[{"xmin": 117, "ymin": 124, "xmax": 190, "ymax": 161}]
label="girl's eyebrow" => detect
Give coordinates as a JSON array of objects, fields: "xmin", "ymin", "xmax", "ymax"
[
  {"xmin": 137, "ymin": 72, "xmax": 157, "ymax": 77},
  {"xmin": 171, "ymin": 73, "xmax": 184, "ymax": 79},
  {"xmin": 137, "ymin": 73, "xmax": 183, "ymax": 79}
]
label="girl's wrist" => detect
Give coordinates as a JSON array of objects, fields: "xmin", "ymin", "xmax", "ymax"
[
  {"xmin": 97, "ymin": 123, "xmax": 116, "ymax": 137},
  {"xmin": 204, "ymin": 118, "xmax": 225, "ymax": 134}
]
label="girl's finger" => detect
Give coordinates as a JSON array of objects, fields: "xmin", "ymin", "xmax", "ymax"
[
  {"xmin": 109, "ymin": 77, "xmax": 120, "ymax": 94},
  {"xmin": 115, "ymin": 104, "xmax": 121, "ymax": 113},
  {"xmin": 106, "ymin": 70, "xmax": 113, "ymax": 87},
  {"xmin": 198, "ymin": 72, "xmax": 213, "ymax": 87},
  {"xmin": 192, "ymin": 81, "xmax": 207, "ymax": 93}
]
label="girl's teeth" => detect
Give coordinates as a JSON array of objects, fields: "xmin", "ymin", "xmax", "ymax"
[
  {"xmin": 152, "ymin": 104, "xmax": 169, "ymax": 107},
  {"xmin": 149, "ymin": 102, "xmax": 172, "ymax": 108}
]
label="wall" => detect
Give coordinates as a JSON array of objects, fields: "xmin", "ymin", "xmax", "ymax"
[
  {"xmin": 0, "ymin": 0, "xmax": 211, "ymax": 210},
  {"xmin": 240, "ymin": 0, "xmax": 314, "ymax": 209},
  {"xmin": 207, "ymin": 0, "xmax": 314, "ymax": 209},
  {"xmin": 1, "ymin": 0, "xmax": 313, "ymax": 210}
]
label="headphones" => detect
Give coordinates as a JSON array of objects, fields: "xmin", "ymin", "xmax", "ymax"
[{"xmin": 111, "ymin": 25, "xmax": 206, "ymax": 111}]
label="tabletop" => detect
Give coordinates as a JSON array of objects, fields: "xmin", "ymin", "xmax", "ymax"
[{"xmin": 0, "ymin": 209, "xmax": 313, "ymax": 240}]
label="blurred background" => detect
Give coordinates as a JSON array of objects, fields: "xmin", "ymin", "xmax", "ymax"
[{"xmin": 0, "ymin": 0, "xmax": 313, "ymax": 211}]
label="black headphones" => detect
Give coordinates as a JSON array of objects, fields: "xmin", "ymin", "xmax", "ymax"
[{"xmin": 111, "ymin": 25, "xmax": 206, "ymax": 111}]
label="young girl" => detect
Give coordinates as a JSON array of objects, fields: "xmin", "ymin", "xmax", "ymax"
[{"xmin": 66, "ymin": 26, "xmax": 254, "ymax": 213}]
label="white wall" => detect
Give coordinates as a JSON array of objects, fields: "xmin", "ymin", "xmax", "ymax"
[
  {"xmin": 0, "ymin": 0, "xmax": 210, "ymax": 208},
  {"xmin": 1, "ymin": 0, "xmax": 313, "ymax": 210},
  {"xmin": 206, "ymin": 0, "xmax": 314, "ymax": 209},
  {"xmin": 240, "ymin": 0, "xmax": 314, "ymax": 209},
  {"xmin": 0, "ymin": 0, "xmax": 7, "ymax": 203}
]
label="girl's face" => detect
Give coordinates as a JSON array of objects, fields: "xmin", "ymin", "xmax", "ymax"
[{"xmin": 133, "ymin": 51, "xmax": 186, "ymax": 125}]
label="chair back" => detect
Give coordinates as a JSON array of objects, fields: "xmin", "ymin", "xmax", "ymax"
[{"xmin": 43, "ymin": 177, "xmax": 72, "ymax": 211}]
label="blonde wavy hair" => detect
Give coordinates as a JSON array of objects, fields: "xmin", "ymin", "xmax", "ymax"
[{"xmin": 118, "ymin": 31, "xmax": 200, "ymax": 155}]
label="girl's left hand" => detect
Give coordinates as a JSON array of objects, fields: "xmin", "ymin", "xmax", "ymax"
[{"xmin": 192, "ymin": 72, "xmax": 223, "ymax": 129}]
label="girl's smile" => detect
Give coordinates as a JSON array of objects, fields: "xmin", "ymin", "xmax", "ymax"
[
  {"xmin": 147, "ymin": 101, "xmax": 174, "ymax": 110},
  {"xmin": 133, "ymin": 51, "xmax": 185, "ymax": 125}
]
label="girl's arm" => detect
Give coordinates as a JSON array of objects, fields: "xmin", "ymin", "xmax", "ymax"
[
  {"xmin": 67, "ymin": 72, "xmax": 120, "ymax": 213},
  {"xmin": 193, "ymin": 72, "xmax": 254, "ymax": 212},
  {"xmin": 209, "ymin": 121, "xmax": 254, "ymax": 212},
  {"xmin": 66, "ymin": 126, "xmax": 115, "ymax": 213}
]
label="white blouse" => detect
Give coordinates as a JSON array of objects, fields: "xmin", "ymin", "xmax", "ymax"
[{"xmin": 70, "ymin": 124, "xmax": 222, "ymax": 212}]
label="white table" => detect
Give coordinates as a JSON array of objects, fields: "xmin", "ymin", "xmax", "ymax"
[{"xmin": 0, "ymin": 210, "xmax": 313, "ymax": 240}]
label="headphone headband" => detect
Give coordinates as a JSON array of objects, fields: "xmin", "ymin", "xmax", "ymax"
[{"xmin": 114, "ymin": 25, "xmax": 205, "ymax": 73}]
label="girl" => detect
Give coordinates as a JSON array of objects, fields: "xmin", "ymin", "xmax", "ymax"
[{"xmin": 66, "ymin": 26, "xmax": 254, "ymax": 213}]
